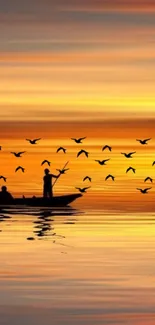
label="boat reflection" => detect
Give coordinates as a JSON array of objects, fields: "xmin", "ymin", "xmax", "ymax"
[
  {"xmin": 0, "ymin": 207, "xmax": 83, "ymax": 241},
  {"xmin": 32, "ymin": 207, "xmax": 80, "ymax": 240}
]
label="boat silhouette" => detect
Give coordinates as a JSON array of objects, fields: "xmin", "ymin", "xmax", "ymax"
[{"xmin": 0, "ymin": 193, "xmax": 82, "ymax": 207}]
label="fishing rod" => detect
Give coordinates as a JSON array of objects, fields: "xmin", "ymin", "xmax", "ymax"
[{"xmin": 52, "ymin": 161, "xmax": 69, "ymax": 188}]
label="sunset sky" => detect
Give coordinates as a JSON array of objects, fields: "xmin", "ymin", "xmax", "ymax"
[
  {"xmin": 1, "ymin": 4, "xmax": 155, "ymax": 324},
  {"xmin": 0, "ymin": 0, "xmax": 155, "ymax": 209}
]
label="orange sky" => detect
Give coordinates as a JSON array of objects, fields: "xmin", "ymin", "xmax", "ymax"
[{"xmin": 0, "ymin": 120, "xmax": 154, "ymax": 211}]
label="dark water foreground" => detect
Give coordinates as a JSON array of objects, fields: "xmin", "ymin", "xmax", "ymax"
[{"xmin": 0, "ymin": 207, "xmax": 155, "ymax": 325}]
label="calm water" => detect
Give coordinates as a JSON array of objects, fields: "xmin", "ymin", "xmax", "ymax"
[{"xmin": 0, "ymin": 207, "xmax": 155, "ymax": 325}]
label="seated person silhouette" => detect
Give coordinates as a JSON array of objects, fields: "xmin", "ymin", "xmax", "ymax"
[
  {"xmin": 43, "ymin": 168, "xmax": 60, "ymax": 198},
  {"xmin": 0, "ymin": 186, "xmax": 14, "ymax": 204}
]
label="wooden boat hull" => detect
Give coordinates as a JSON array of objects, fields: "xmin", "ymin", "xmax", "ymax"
[{"xmin": 0, "ymin": 194, "xmax": 82, "ymax": 207}]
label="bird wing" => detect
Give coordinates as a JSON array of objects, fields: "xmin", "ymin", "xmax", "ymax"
[
  {"xmin": 136, "ymin": 139, "xmax": 141, "ymax": 142},
  {"xmin": 84, "ymin": 187, "xmax": 90, "ymax": 190},
  {"xmin": 137, "ymin": 188, "xmax": 141, "ymax": 191},
  {"xmin": 15, "ymin": 167, "xmax": 20, "ymax": 171},
  {"xmin": 34, "ymin": 138, "xmax": 41, "ymax": 141},
  {"xmin": 45, "ymin": 160, "xmax": 50, "ymax": 165},
  {"xmin": 1, "ymin": 176, "xmax": 6, "ymax": 181},
  {"xmin": 26, "ymin": 139, "xmax": 31, "ymax": 142},
  {"xmin": 145, "ymin": 187, "xmax": 152, "ymax": 191},
  {"xmin": 77, "ymin": 150, "xmax": 82, "ymax": 157},
  {"xmin": 41, "ymin": 160, "xmax": 46, "ymax": 165},
  {"xmin": 145, "ymin": 138, "xmax": 151, "ymax": 141},
  {"xmin": 19, "ymin": 151, "xmax": 25, "ymax": 154},
  {"xmin": 103, "ymin": 145, "xmax": 111, "ymax": 151},
  {"xmin": 79, "ymin": 137, "xmax": 86, "ymax": 141},
  {"xmin": 57, "ymin": 147, "xmax": 65, "ymax": 152},
  {"xmin": 83, "ymin": 176, "xmax": 89, "ymax": 181},
  {"xmin": 130, "ymin": 152, "xmax": 136, "ymax": 154}
]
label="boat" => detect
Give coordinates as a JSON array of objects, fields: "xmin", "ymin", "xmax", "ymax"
[{"xmin": 0, "ymin": 193, "xmax": 82, "ymax": 207}]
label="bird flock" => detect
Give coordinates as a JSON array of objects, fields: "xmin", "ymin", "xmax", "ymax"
[{"xmin": 0, "ymin": 137, "xmax": 154, "ymax": 195}]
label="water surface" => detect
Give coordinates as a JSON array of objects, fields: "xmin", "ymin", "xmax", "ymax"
[{"xmin": 0, "ymin": 207, "xmax": 155, "ymax": 325}]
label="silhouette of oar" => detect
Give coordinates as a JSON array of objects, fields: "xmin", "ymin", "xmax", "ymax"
[{"xmin": 52, "ymin": 161, "xmax": 69, "ymax": 188}]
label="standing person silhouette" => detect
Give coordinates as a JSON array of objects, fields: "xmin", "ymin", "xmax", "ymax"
[{"xmin": 43, "ymin": 169, "xmax": 60, "ymax": 198}]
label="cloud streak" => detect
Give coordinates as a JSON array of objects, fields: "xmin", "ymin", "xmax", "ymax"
[{"xmin": 0, "ymin": 0, "xmax": 154, "ymax": 121}]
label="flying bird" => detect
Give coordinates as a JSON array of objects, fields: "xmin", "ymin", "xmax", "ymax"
[
  {"xmin": 152, "ymin": 161, "xmax": 155, "ymax": 166},
  {"xmin": 136, "ymin": 138, "xmax": 151, "ymax": 145},
  {"xmin": 144, "ymin": 177, "xmax": 153, "ymax": 183},
  {"xmin": 0, "ymin": 176, "xmax": 6, "ymax": 182},
  {"xmin": 15, "ymin": 166, "xmax": 25, "ymax": 173},
  {"xmin": 56, "ymin": 168, "xmax": 69, "ymax": 174},
  {"xmin": 75, "ymin": 187, "xmax": 91, "ymax": 193},
  {"xmin": 121, "ymin": 152, "xmax": 136, "ymax": 158},
  {"xmin": 41, "ymin": 160, "xmax": 51, "ymax": 166},
  {"xmin": 102, "ymin": 145, "xmax": 112, "ymax": 152},
  {"xmin": 26, "ymin": 138, "xmax": 41, "ymax": 144},
  {"xmin": 105, "ymin": 174, "xmax": 115, "ymax": 181},
  {"xmin": 83, "ymin": 176, "xmax": 91, "ymax": 182},
  {"xmin": 56, "ymin": 147, "xmax": 66, "ymax": 153},
  {"xmin": 77, "ymin": 150, "xmax": 89, "ymax": 158},
  {"xmin": 95, "ymin": 159, "xmax": 110, "ymax": 165},
  {"xmin": 71, "ymin": 137, "xmax": 86, "ymax": 144},
  {"xmin": 11, "ymin": 151, "xmax": 26, "ymax": 157},
  {"xmin": 126, "ymin": 166, "xmax": 136, "ymax": 173},
  {"xmin": 0, "ymin": 146, "xmax": 2, "ymax": 150},
  {"xmin": 137, "ymin": 187, "xmax": 152, "ymax": 194}
]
